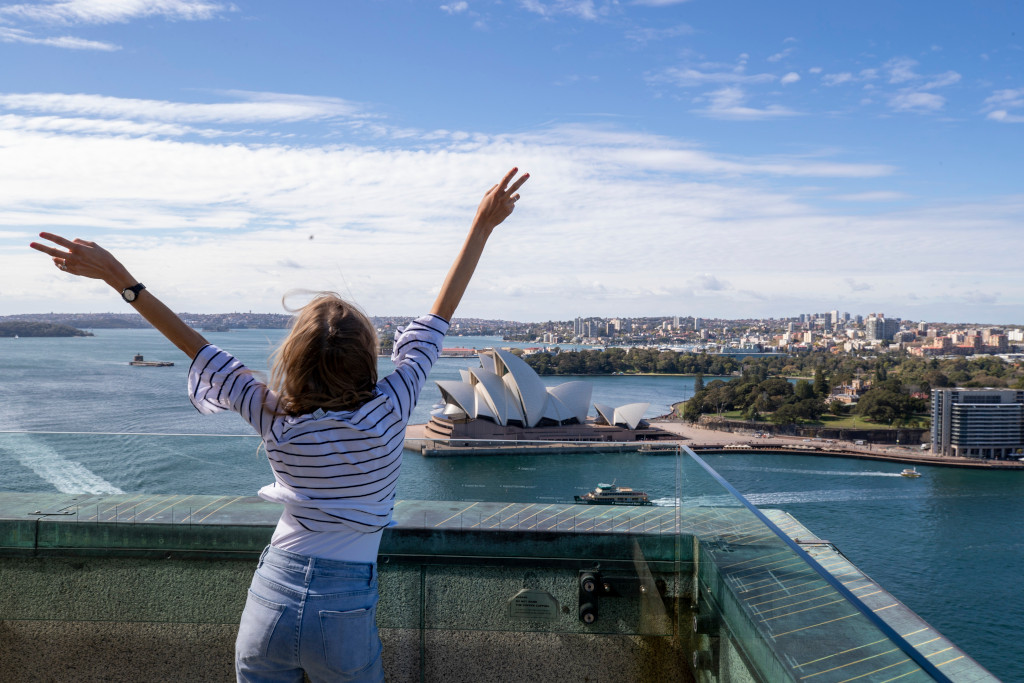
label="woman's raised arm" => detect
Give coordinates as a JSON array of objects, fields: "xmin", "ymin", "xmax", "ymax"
[
  {"xmin": 430, "ymin": 167, "xmax": 529, "ymax": 321},
  {"xmin": 29, "ymin": 232, "xmax": 208, "ymax": 358}
]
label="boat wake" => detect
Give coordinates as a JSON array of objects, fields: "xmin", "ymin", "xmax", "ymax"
[
  {"xmin": 2, "ymin": 434, "xmax": 124, "ymax": 495},
  {"xmin": 717, "ymin": 465, "xmax": 904, "ymax": 478},
  {"xmin": 744, "ymin": 488, "xmax": 897, "ymax": 505}
]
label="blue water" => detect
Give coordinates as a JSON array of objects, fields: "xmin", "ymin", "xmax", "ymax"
[{"xmin": 1, "ymin": 330, "xmax": 1021, "ymax": 679}]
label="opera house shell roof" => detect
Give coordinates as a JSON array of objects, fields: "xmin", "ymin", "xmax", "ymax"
[{"xmin": 434, "ymin": 349, "xmax": 649, "ymax": 430}]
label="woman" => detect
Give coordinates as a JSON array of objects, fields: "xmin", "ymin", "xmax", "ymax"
[{"xmin": 31, "ymin": 168, "xmax": 529, "ymax": 682}]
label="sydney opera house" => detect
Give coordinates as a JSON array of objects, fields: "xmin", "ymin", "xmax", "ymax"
[{"xmin": 422, "ymin": 348, "xmax": 667, "ymax": 442}]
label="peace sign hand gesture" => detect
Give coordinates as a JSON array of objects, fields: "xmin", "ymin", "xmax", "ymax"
[{"xmin": 472, "ymin": 167, "xmax": 529, "ymax": 234}]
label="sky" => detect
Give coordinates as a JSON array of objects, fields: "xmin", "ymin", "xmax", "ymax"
[{"xmin": 0, "ymin": 0, "xmax": 1022, "ymax": 323}]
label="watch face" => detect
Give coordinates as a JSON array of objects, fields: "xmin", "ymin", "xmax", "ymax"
[{"xmin": 123, "ymin": 289, "xmax": 137, "ymax": 302}]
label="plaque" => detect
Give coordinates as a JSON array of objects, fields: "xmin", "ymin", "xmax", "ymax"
[{"xmin": 507, "ymin": 588, "xmax": 559, "ymax": 621}]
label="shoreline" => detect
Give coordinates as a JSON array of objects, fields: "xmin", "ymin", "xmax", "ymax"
[
  {"xmin": 405, "ymin": 421, "xmax": 1024, "ymax": 470},
  {"xmin": 651, "ymin": 421, "xmax": 1024, "ymax": 469}
]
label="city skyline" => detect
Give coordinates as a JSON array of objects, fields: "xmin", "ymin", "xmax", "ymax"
[{"xmin": 1, "ymin": 1, "xmax": 1022, "ymax": 323}]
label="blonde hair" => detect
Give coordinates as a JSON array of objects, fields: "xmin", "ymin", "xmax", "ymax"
[{"xmin": 270, "ymin": 292, "xmax": 379, "ymax": 416}]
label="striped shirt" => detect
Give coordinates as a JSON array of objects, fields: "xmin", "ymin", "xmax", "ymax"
[{"xmin": 188, "ymin": 314, "xmax": 449, "ymax": 538}]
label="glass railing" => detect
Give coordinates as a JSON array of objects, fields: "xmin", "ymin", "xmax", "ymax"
[{"xmin": 0, "ymin": 431, "xmax": 971, "ymax": 681}]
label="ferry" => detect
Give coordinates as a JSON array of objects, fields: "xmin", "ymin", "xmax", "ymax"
[
  {"xmin": 900, "ymin": 468, "xmax": 921, "ymax": 478},
  {"xmin": 575, "ymin": 483, "xmax": 651, "ymax": 506}
]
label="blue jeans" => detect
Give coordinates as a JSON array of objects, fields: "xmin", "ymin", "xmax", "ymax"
[{"xmin": 236, "ymin": 545, "xmax": 385, "ymax": 683}]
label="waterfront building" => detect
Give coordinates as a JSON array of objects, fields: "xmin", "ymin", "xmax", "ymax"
[{"xmin": 931, "ymin": 388, "xmax": 1024, "ymax": 459}]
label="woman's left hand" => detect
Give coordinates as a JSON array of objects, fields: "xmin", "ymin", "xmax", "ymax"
[{"xmin": 472, "ymin": 168, "xmax": 529, "ymax": 233}]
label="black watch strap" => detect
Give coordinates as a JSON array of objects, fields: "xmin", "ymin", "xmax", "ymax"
[{"xmin": 121, "ymin": 283, "xmax": 146, "ymax": 303}]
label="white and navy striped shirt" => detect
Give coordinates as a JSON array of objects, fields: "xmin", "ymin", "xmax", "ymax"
[{"xmin": 188, "ymin": 314, "xmax": 449, "ymax": 536}]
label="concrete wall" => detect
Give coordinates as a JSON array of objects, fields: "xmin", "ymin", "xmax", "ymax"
[{"xmin": 0, "ymin": 554, "xmax": 689, "ymax": 683}]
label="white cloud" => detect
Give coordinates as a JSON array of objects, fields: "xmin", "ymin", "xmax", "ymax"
[
  {"xmin": 832, "ymin": 191, "xmax": 908, "ymax": 202},
  {"xmin": 885, "ymin": 57, "xmax": 920, "ymax": 84},
  {"xmin": 690, "ymin": 274, "xmax": 731, "ymax": 292},
  {"xmin": 632, "ymin": 0, "xmax": 692, "ymax": 5},
  {"xmin": 987, "ymin": 110, "xmax": 1024, "ymax": 123},
  {"xmin": 822, "ymin": 72, "xmax": 853, "ymax": 86},
  {"xmin": 2, "ymin": 92, "xmax": 1020, "ymax": 321},
  {"xmin": 696, "ymin": 87, "xmax": 800, "ymax": 120},
  {"xmin": 920, "ymin": 71, "xmax": 961, "ymax": 90},
  {"xmin": 983, "ymin": 88, "xmax": 1024, "ymax": 123},
  {"xmin": 874, "ymin": 57, "xmax": 960, "ymax": 114},
  {"xmin": 625, "ymin": 23, "xmax": 693, "ymax": 43},
  {"xmin": 519, "ymin": 0, "xmax": 612, "ymax": 20},
  {"xmin": 984, "ymin": 88, "xmax": 1024, "ymax": 109},
  {"xmin": 780, "ymin": 72, "xmax": 800, "ymax": 85},
  {"xmin": 0, "ymin": 0, "xmax": 230, "ymax": 51},
  {"xmin": 889, "ymin": 91, "xmax": 945, "ymax": 112},
  {"xmin": 767, "ymin": 48, "xmax": 794, "ymax": 63},
  {"xmin": 0, "ymin": 112, "xmax": 229, "ymax": 138},
  {"xmin": 440, "ymin": 1, "xmax": 469, "ymax": 14},
  {"xmin": 0, "ymin": 91, "xmax": 367, "ymax": 124},
  {"xmin": 0, "ymin": 26, "xmax": 119, "ymax": 50},
  {"xmin": 808, "ymin": 67, "xmax": 822, "ymax": 74},
  {"xmin": 0, "ymin": 0, "xmax": 228, "ymax": 25},
  {"xmin": 649, "ymin": 65, "xmax": 775, "ymax": 88}
]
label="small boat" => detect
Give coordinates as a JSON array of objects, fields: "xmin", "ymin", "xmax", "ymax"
[
  {"xmin": 129, "ymin": 353, "xmax": 174, "ymax": 367},
  {"xmin": 575, "ymin": 482, "xmax": 651, "ymax": 506},
  {"xmin": 900, "ymin": 468, "xmax": 921, "ymax": 478}
]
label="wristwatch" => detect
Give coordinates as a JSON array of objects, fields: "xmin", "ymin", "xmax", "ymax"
[{"xmin": 121, "ymin": 283, "xmax": 146, "ymax": 303}]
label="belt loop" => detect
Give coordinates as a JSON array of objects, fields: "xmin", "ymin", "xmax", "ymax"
[
  {"xmin": 304, "ymin": 557, "xmax": 315, "ymax": 586},
  {"xmin": 258, "ymin": 545, "xmax": 271, "ymax": 566}
]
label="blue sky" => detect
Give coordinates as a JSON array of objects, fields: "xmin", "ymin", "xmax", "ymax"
[{"xmin": 1, "ymin": 0, "xmax": 1022, "ymax": 323}]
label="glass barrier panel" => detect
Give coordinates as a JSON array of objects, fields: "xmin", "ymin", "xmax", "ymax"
[{"xmin": 680, "ymin": 448, "xmax": 940, "ymax": 683}]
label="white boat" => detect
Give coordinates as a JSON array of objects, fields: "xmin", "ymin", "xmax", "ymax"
[
  {"xmin": 575, "ymin": 482, "xmax": 651, "ymax": 506},
  {"xmin": 901, "ymin": 468, "xmax": 921, "ymax": 478}
]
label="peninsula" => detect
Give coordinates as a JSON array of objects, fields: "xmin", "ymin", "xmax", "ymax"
[{"xmin": 0, "ymin": 321, "xmax": 92, "ymax": 338}]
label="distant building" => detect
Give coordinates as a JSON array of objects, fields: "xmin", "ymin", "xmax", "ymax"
[
  {"xmin": 866, "ymin": 314, "xmax": 899, "ymax": 342},
  {"xmin": 931, "ymin": 389, "xmax": 1024, "ymax": 459}
]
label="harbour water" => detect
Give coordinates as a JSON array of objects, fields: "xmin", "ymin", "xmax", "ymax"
[{"xmin": 1, "ymin": 329, "xmax": 1021, "ymax": 679}]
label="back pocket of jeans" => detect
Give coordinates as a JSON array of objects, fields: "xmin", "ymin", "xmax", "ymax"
[
  {"xmin": 236, "ymin": 590, "xmax": 287, "ymax": 661},
  {"xmin": 319, "ymin": 606, "xmax": 379, "ymax": 676}
]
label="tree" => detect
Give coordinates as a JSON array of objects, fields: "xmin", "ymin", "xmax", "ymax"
[
  {"xmin": 694, "ymin": 372, "xmax": 705, "ymax": 393},
  {"xmin": 814, "ymin": 367, "xmax": 830, "ymax": 398},
  {"xmin": 795, "ymin": 379, "xmax": 815, "ymax": 401},
  {"xmin": 770, "ymin": 404, "xmax": 800, "ymax": 425}
]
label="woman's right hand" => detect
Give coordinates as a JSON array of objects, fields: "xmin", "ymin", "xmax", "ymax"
[{"xmin": 29, "ymin": 232, "xmax": 136, "ymax": 289}]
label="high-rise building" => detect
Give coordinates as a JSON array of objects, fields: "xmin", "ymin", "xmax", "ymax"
[
  {"xmin": 694, "ymin": 317, "xmax": 702, "ymax": 331},
  {"xmin": 866, "ymin": 314, "xmax": 899, "ymax": 342},
  {"xmin": 931, "ymin": 389, "xmax": 1024, "ymax": 459}
]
